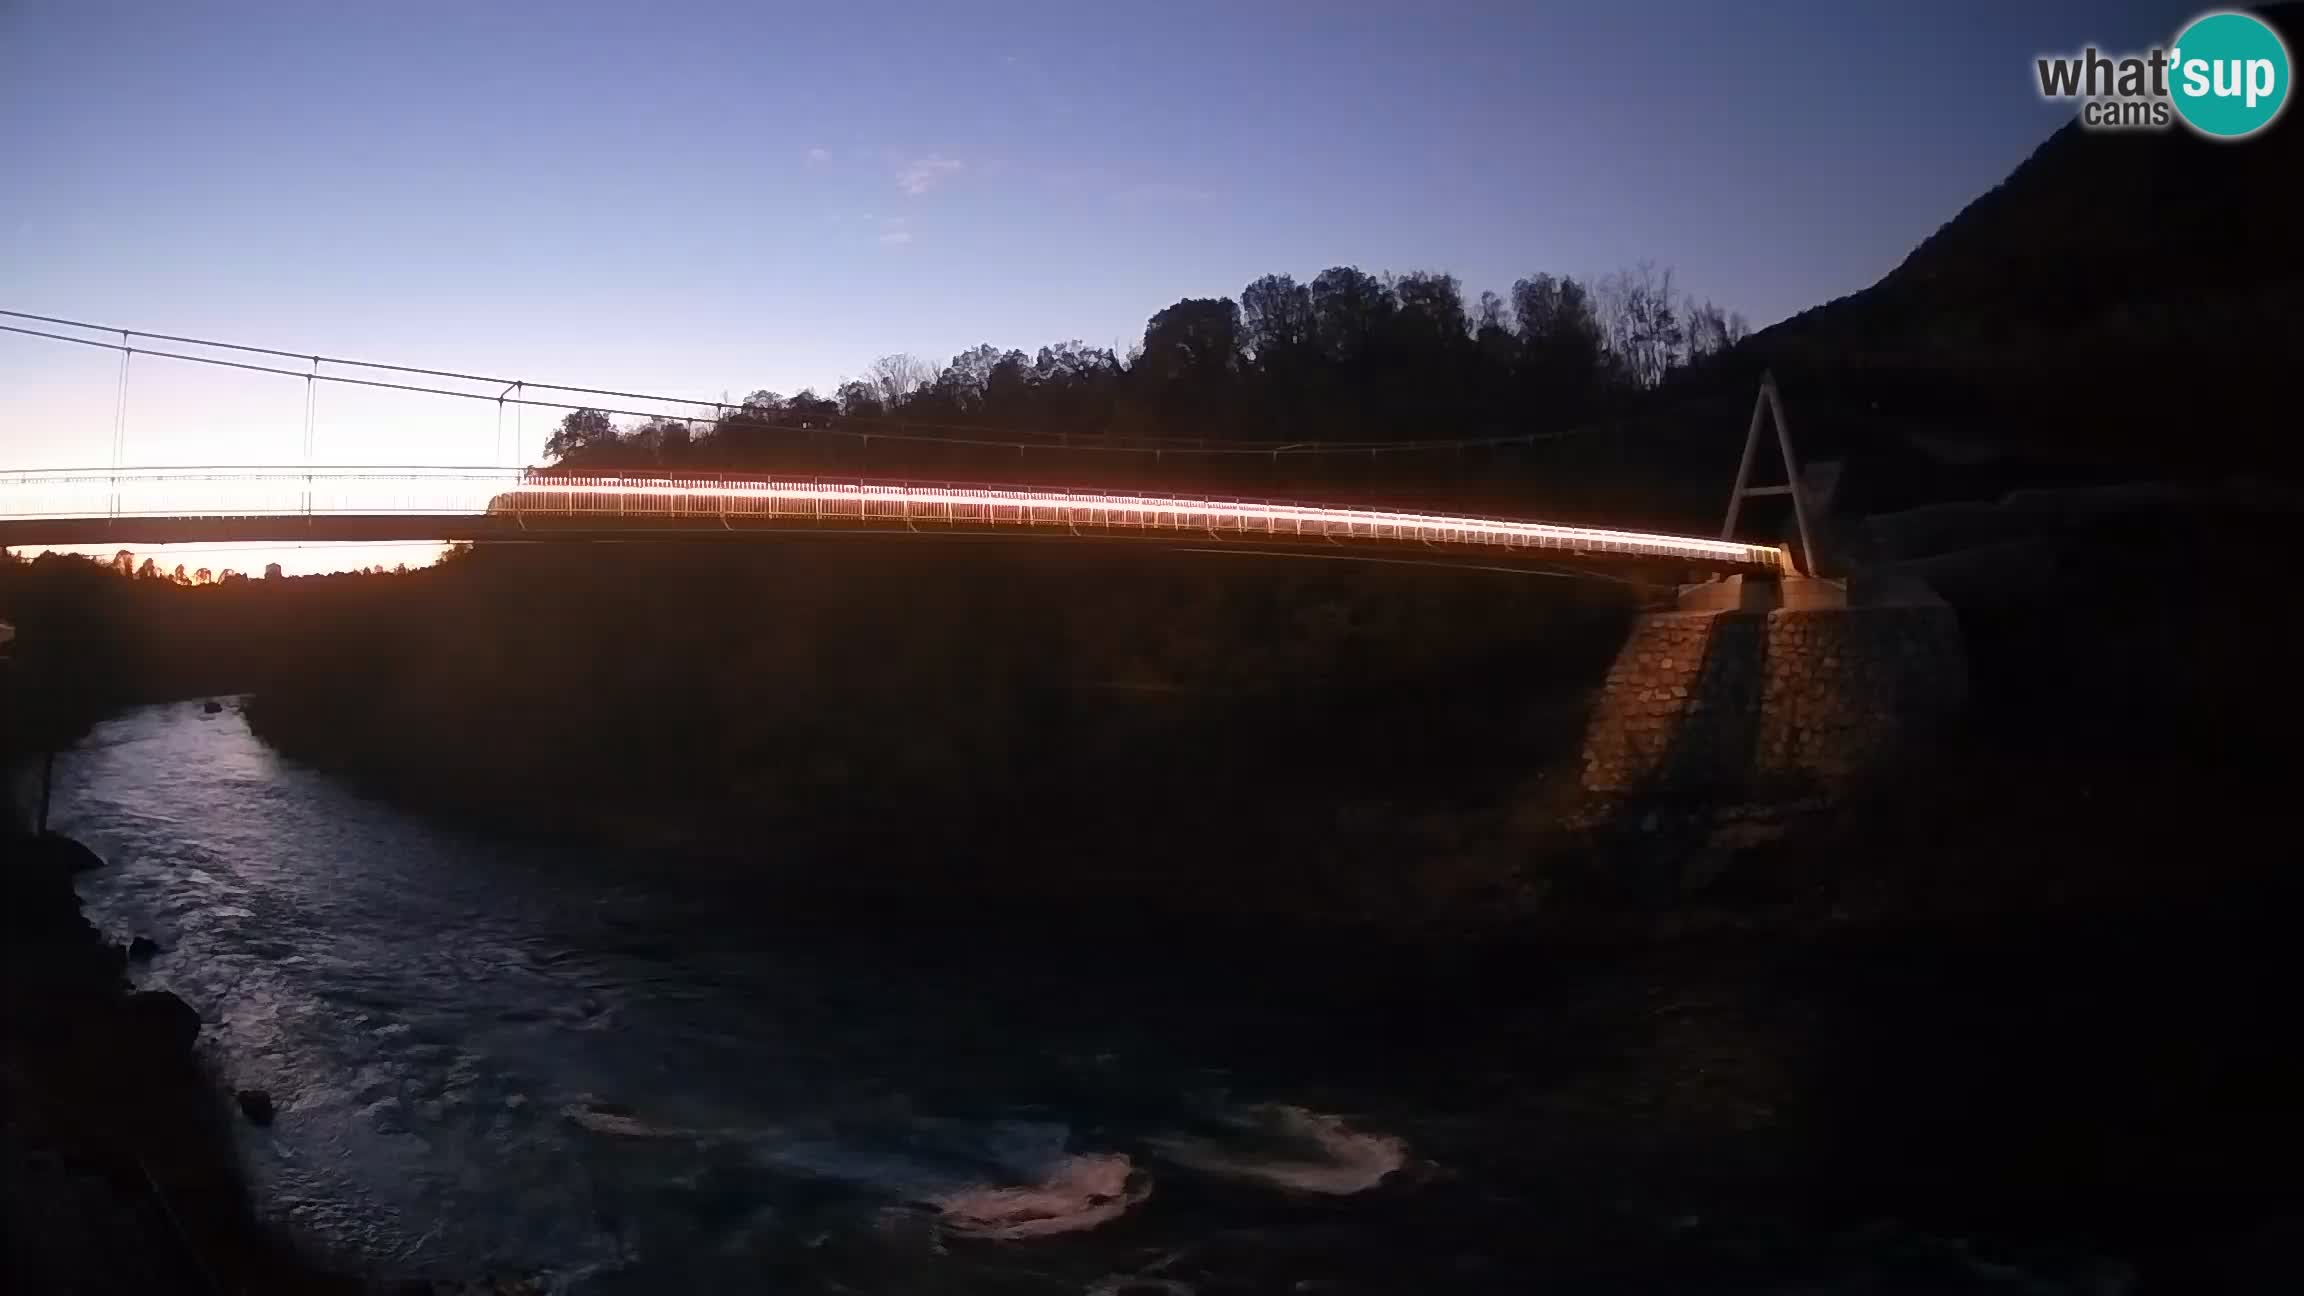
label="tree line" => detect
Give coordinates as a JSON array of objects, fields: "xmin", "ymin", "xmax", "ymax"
[
  {"xmin": 96, "ymin": 551, "xmax": 257, "ymax": 586},
  {"xmin": 7, "ymin": 550, "xmax": 424, "ymax": 589},
  {"xmin": 544, "ymin": 262, "xmax": 1747, "ymax": 471},
  {"xmin": 64, "ymin": 554, "xmax": 410, "ymax": 587}
]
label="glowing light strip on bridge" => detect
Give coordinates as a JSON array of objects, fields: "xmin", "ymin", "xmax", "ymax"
[
  {"xmin": 0, "ymin": 470, "xmax": 1787, "ymax": 569},
  {"xmin": 504, "ymin": 479, "xmax": 1783, "ymax": 566}
]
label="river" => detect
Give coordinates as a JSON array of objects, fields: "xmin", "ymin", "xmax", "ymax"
[
  {"xmin": 53, "ymin": 700, "xmax": 1484, "ymax": 1292},
  {"xmin": 56, "ymin": 700, "xmax": 2125, "ymax": 1293}
]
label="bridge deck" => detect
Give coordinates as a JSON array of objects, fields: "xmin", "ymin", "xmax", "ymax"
[{"xmin": 0, "ymin": 470, "xmax": 1789, "ymax": 576}]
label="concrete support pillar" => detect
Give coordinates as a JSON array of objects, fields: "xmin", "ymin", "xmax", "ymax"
[{"xmin": 1580, "ymin": 579, "xmax": 1965, "ymax": 798}]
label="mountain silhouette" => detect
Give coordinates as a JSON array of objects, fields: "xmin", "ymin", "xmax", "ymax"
[{"xmin": 1731, "ymin": 1, "xmax": 2302, "ymax": 485}]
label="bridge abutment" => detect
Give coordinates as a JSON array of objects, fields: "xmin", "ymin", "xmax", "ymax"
[{"xmin": 1579, "ymin": 577, "xmax": 1966, "ymax": 798}]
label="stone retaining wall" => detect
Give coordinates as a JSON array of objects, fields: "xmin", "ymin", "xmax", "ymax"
[{"xmin": 1581, "ymin": 604, "xmax": 1966, "ymax": 796}]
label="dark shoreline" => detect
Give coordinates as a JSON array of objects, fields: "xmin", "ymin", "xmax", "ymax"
[
  {"xmin": 0, "ymin": 829, "xmax": 544, "ymax": 1295},
  {"xmin": 0, "ymin": 831, "xmax": 348, "ymax": 1293}
]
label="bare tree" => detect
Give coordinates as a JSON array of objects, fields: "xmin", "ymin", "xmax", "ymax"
[
  {"xmin": 1597, "ymin": 262, "xmax": 1683, "ymax": 389},
  {"xmin": 868, "ymin": 354, "xmax": 936, "ymax": 410},
  {"xmin": 1683, "ymin": 297, "xmax": 1731, "ymax": 364}
]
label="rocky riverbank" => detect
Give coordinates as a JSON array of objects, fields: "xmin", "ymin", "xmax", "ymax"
[{"xmin": 0, "ymin": 830, "xmax": 540, "ymax": 1295}]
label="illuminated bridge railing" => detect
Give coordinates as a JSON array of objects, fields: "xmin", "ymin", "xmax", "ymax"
[{"xmin": 0, "ymin": 468, "xmax": 1790, "ymax": 570}]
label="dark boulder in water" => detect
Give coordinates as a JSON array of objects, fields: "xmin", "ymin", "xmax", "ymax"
[
  {"xmin": 127, "ymin": 935, "xmax": 160, "ymax": 961},
  {"xmin": 235, "ymin": 1088, "xmax": 276, "ymax": 1126},
  {"xmin": 203, "ymin": 700, "xmax": 224, "ymax": 714}
]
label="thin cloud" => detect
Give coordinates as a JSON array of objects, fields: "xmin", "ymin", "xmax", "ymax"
[
  {"xmin": 895, "ymin": 155, "xmax": 963, "ymax": 195},
  {"xmin": 805, "ymin": 147, "xmax": 832, "ymax": 164},
  {"xmin": 879, "ymin": 217, "xmax": 913, "ymax": 246}
]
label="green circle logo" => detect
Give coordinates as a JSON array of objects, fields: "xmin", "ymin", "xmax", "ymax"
[{"xmin": 2170, "ymin": 11, "xmax": 2291, "ymax": 138}]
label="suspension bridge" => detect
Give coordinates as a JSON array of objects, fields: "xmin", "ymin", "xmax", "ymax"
[{"xmin": 0, "ymin": 311, "xmax": 1797, "ymax": 577}]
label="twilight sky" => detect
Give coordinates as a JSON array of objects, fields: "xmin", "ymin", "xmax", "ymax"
[{"xmin": 2, "ymin": 0, "xmax": 2190, "ymax": 567}]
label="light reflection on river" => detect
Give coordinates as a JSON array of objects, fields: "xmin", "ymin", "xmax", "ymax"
[{"xmin": 56, "ymin": 700, "xmax": 1413, "ymax": 1292}]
